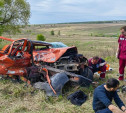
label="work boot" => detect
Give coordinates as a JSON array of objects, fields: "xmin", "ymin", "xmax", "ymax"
[{"xmin": 118, "ymin": 76, "xmax": 124, "ymax": 81}]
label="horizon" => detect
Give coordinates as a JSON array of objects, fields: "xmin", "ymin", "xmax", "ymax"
[
  {"xmin": 27, "ymin": 0, "xmax": 126, "ymax": 24},
  {"xmin": 28, "ymin": 19, "xmax": 126, "ymax": 25}
]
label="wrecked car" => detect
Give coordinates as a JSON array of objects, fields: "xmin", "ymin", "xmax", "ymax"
[
  {"xmin": 0, "ymin": 36, "xmax": 93, "ymax": 96},
  {"xmin": 33, "ymin": 41, "xmax": 89, "ymax": 74}
]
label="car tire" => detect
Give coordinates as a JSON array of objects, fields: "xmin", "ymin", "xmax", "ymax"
[
  {"xmin": 82, "ymin": 67, "xmax": 93, "ymax": 80},
  {"xmin": 79, "ymin": 67, "xmax": 93, "ymax": 87}
]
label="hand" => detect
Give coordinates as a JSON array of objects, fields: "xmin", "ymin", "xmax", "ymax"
[
  {"xmin": 116, "ymin": 52, "xmax": 118, "ymax": 58},
  {"xmin": 123, "ymin": 109, "xmax": 126, "ymax": 113},
  {"xmin": 121, "ymin": 106, "xmax": 126, "ymax": 113},
  {"xmin": 96, "ymin": 64, "xmax": 100, "ymax": 68},
  {"xmin": 108, "ymin": 104, "xmax": 124, "ymax": 113}
]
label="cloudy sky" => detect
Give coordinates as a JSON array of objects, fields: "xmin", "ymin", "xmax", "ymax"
[{"xmin": 27, "ymin": 0, "xmax": 126, "ymax": 24}]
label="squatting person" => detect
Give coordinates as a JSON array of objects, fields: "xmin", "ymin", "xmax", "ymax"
[
  {"xmin": 88, "ymin": 56, "xmax": 106, "ymax": 79},
  {"xmin": 93, "ymin": 78, "xmax": 126, "ymax": 113}
]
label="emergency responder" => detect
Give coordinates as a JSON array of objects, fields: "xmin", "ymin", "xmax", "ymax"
[
  {"xmin": 88, "ymin": 56, "xmax": 106, "ymax": 79},
  {"xmin": 116, "ymin": 26, "xmax": 126, "ymax": 81}
]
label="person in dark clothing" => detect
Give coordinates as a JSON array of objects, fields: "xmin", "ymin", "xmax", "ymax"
[
  {"xmin": 88, "ymin": 56, "xmax": 106, "ymax": 79},
  {"xmin": 93, "ymin": 78, "xmax": 126, "ymax": 113}
]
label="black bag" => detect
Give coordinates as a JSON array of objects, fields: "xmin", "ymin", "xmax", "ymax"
[
  {"xmin": 121, "ymin": 85, "xmax": 126, "ymax": 93},
  {"xmin": 67, "ymin": 90, "xmax": 87, "ymax": 106}
]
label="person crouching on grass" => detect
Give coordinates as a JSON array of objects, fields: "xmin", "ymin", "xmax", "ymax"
[
  {"xmin": 88, "ymin": 56, "xmax": 107, "ymax": 79},
  {"xmin": 93, "ymin": 78, "xmax": 126, "ymax": 113}
]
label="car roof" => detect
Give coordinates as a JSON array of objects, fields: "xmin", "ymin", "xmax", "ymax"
[{"xmin": 32, "ymin": 40, "xmax": 52, "ymax": 46}]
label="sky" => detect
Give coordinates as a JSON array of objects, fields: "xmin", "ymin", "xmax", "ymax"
[{"xmin": 27, "ymin": 0, "xmax": 126, "ymax": 24}]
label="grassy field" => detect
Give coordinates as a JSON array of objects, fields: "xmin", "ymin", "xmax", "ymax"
[{"xmin": 0, "ymin": 23, "xmax": 126, "ymax": 113}]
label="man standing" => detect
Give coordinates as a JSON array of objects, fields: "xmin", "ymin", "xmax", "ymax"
[
  {"xmin": 88, "ymin": 56, "xmax": 106, "ymax": 79},
  {"xmin": 116, "ymin": 26, "xmax": 126, "ymax": 81},
  {"xmin": 93, "ymin": 78, "xmax": 126, "ymax": 113}
]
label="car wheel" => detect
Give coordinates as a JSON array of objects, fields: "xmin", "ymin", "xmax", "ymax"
[
  {"xmin": 79, "ymin": 67, "xmax": 93, "ymax": 87},
  {"xmin": 82, "ymin": 67, "xmax": 93, "ymax": 80}
]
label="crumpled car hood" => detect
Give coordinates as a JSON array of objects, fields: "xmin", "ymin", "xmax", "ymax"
[{"xmin": 33, "ymin": 46, "xmax": 77, "ymax": 63}]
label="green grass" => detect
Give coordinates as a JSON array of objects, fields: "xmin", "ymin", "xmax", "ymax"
[
  {"xmin": 0, "ymin": 40, "xmax": 11, "ymax": 49},
  {"xmin": 1, "ymin": 23, "xmax": 126, "ymax": 113}
]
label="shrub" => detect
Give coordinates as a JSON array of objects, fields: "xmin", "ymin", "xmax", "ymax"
[
  {"xmin": 58, "ymin": 30, "xmax": 60, "ymax": 36},
  {"xmin": 36, "ymin": 34, "xmax": 46, "ymax": 41},
  {"xmin": 51, "ymin": 30, "xmax": 55, "ymax": 35},
  {"xmin": 26, "ymin": 30, "xmax": 31, "ymax": 33}
]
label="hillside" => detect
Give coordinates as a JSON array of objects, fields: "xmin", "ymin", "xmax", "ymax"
[{"xmin": 0, "ymin": 23, "xmax": 126, "ymax": 113}]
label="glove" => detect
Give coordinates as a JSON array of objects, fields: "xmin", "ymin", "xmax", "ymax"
[
  {"xmin": 116, "ymin": 48, "xmax": 119, "ymax": 59},
  {"xmin": 96, "ymin": 64, "xmax": 100, "ymax": 68},
  {"xmin": 116, "ymin": 52, "xmax": 119, "ymax": 59},
  {"xmin": 99, "ymin": 62, "xmax": 106, "ymax": 67}
]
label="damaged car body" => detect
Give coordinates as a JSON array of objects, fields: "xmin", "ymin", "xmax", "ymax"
[{"xmin": 0, "ymin": 36, "xmax": 93, "ymax": 96}]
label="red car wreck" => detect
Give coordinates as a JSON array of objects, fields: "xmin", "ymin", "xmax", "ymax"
[{"xmin": 0, "ymin": 36, "xmax": 93, "ymax": 96}]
